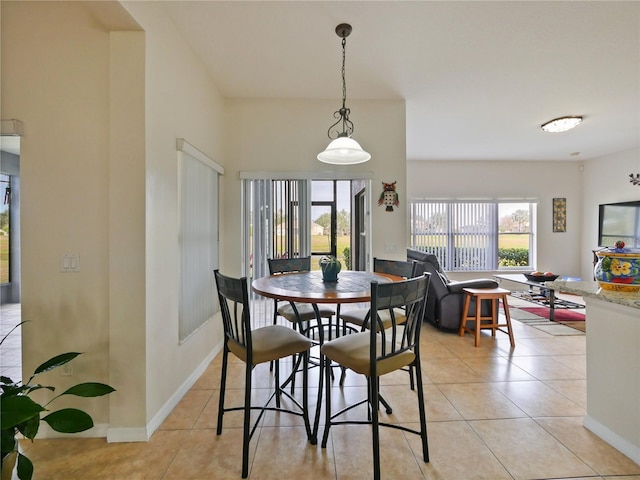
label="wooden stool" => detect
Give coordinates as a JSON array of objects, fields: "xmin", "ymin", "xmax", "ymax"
[{"xmin": 459, "ymin": 287, "xmax": 515, "ymax": 348}]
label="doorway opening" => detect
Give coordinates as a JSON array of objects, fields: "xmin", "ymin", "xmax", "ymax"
[
  {"xmin": 0, "ymin": 132, "xmax": 21, "ymax": 381},
  {"xmin": 242, "ymin": 177, "xmax": 370, "ymax": 284}
]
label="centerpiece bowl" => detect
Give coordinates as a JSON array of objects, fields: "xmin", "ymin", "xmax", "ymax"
[{"xmin": 524, "ymin": 273, "xmax": 559, "ymax": 282}]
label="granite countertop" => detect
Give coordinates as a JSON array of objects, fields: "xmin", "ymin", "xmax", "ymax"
[{"xmin": 548, "ymin": 280, "xmax": 640, "ymax": 310}]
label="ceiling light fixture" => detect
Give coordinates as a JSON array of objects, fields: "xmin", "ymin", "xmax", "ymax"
[
  {"xmin": 541, "ymin": 116, "xmax": 583, "ymax": 133},
  {"xmin": 317, "ymin": 23, "xmax": 371, "ymax": 165}
]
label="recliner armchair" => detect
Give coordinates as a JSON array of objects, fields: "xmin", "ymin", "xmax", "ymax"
[{"xmin": 407, "ymin": 248, "xmax": 499, "ymax": 331}]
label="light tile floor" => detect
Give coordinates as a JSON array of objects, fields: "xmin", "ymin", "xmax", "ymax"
[{"xmin": 3, "ymin": 299, "xmax": 640, "ymax": 480}]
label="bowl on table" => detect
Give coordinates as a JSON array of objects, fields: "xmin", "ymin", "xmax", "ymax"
[{"xmin": 524, "ymin": 273, "xmax": 559, "ymax": 282}]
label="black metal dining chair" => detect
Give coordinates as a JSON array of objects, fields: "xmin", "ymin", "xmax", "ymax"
[
  {"xmin": 214, "ymin": 270, "xmax": 313, "ymax": 478},
  {"xmin": 320, "ymin": 273, "xmax": 431, "ymax": 480},
  {"xmin": 339, "ymin": 258, "xmax": 418, "ymax": 331},
  {"xmin": 338, "ymin": 258, "xmax": 419, "ymax": 394}
]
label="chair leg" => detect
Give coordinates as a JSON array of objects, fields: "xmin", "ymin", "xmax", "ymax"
[
  {"xmin": 320, "ymin": 355, "xmax": 332, "ymax": 448},
  {"xmin": 312, "ymin": 350, "xmax": 325, "ymax": 444},
  {"xmin": 414, "ymin": 358, "xmax": 430, "ymax": 463},
  {"xmin": 409, "ymin": 366, "xmax": 415, "ymax": 391},
  {"xmin": 370, "ymin": 374, "xmax": 381, "ymax": 480},
  {"xmin": 217, "ymin": 346, "xmax": 229, "ymax": 435},
  {"xmin": 270, "ymin": 306, "xmax": 278, "ymax": 372},
  {"xmin": 241, "ymin": 360, "xmax": 252, "ymax": 478},
  {"xmin": 275, "ymin": 359, "xmax": 281, "ymax": 408},
  {"xmin": 301, "ymin": 349, "xmax": 313, "ymax": 441}
]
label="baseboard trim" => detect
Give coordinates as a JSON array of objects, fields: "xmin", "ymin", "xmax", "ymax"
[
  {"xmin": 37, "ymin": 423, "xmax": 110, "ymax": 439},
  {"xmin": 584, "ymin": 414, "xmax": 640, "ymax": 464},
  {"xmin": 31, "ymin": 342, "xmax": 223, "ymax": 443},
  {"xmin": 107, "ymin": 341, "xmax": 223, "ymax": 443}
]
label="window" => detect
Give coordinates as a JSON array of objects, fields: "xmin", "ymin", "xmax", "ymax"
[
  {"xmin": 177, "ymin": 139, "xmax": 223, "ymax": 342},
  {"xmin": 410, "ymin": 200, "xmax": 535, "ymax": 271}
]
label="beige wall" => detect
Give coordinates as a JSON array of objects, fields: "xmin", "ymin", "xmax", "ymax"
[
  {"xmin": 581, "ymin": 148, "xmax": 640, "ymax": 279},
  {"xmin": 407, "ymin": 160, "xmax": 584, "ymax": 280},
  {"xmin": 408, "ymin": 151, "xmax": 640, "ymax": 282},
  {"xmin": 1, "ymin": 1, "xmax": 132, "ymax": 429},
  {"xmin": 223, "ymin": 98, "xmax": 408, "ymax": 275},
  {"xmin": 119, "ymin": 1, "xmax": 227, "ymax": 436},
  {"xmin": 2, "ymin": 0, "xmax": 227, "ymax": 439}
]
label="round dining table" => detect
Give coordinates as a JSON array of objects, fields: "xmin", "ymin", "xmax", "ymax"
[
  {"xmin": 251, "ymin": 269, "xmax": 403, "ymax": 442},
  {"xmin": 251, "ymin": 269, "xmax": 402, "ymax": 305}
]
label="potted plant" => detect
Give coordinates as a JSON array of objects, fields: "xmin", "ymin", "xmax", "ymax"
[
  {"xmin": 1, "ymin": 322, "xmax": 115, "ymax": 480},
  {"xmin": 319, "ymin": 255, "xmax": 342, "ymax": 282}
]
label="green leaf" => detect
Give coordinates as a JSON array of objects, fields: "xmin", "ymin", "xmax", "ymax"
[
  {"xmin": 0, "ymin": 396, "xmax": 45, "ymax": 430},
  {"xmin": 1, "ymin": 428, "xmax": 17, "ymax": 458},
  {"xmin": 0, "ymin": 320, "xmax": 28, "ymax": 348},
  {"xmin": 1, "ymin": 383, "xmax": 30, "ymax": 397},
  {"xmin": 24, "ymin": 384, "xmax": 56, "ymax": 395},
  {"xmin": 42, "ymin": 408, "xmax": 93, "ymax": 433},
  {"xmin": 16, "ymin": 452, "xmax": 34, "ymax": 480},
  {"xmin": 34, "ymin": 352, "xmax": 82, "ymax": 375},
  {"xmin": 60, "ymin": 382, "xmax": 115, "ymax": 398},
  {"xmin": 1, "ymin": 375, "xmax": 16, "ymax": 384},
  {"xmin": 18, "ymin": 414, "xmax": 40, "ymax": 440}
]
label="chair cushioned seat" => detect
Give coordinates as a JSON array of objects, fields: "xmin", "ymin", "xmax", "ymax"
[
  {"xmin": 320, "ymin": 332, "xmax": 415, "ymax": 377},
  {"xmin": 228, "ymin": 325, "xmax": 312, "ymax": 365},
  {"xmin": 340, "ymin": 307, "xmax": 406, "ymax": 330},
  {"xmin": 277, "ymin": 302, "xmax": 334, "ymax": 322}
]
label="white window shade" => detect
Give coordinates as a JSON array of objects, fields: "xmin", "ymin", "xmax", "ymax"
[{"xmin": 177, "ymin": 139, "xmax": 222, "ymax": 342}]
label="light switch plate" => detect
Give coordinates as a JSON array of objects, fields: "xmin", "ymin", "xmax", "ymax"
[{"xmin": 61, "ymin": 254, "xmax": 80, "ymax": 272}]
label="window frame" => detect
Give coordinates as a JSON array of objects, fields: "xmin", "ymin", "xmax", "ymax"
[{"xmin": 409, "ymin": 200, "xmax": 536, "ymax": 272}]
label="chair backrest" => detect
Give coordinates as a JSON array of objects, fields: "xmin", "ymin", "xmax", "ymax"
[
  {"xmin": 369, "ymin": 273, "xmax": 431, "ymax": 372},
  {"xmin": 214, "ymin": 270, "xmax": 253, "ymax": 362},
  {"xmin": 373, "ymin": 258, "xmax": 418, "ymax": 279},
  {"xmin": 268, "ymin": 256, "xmax": 312, "ymax": 275}
]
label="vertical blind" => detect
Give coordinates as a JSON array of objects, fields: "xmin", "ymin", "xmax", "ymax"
[
  {"xmin": 177, "ymin": 140, "xmax": 223, "ymax": 342},
  {"xmin": 242, "ymin": 178, "xmax": 310, "ymax": 285},
  {"xmin": 410, "ymin": 201, "xmax": 497, "ymax": 271}
]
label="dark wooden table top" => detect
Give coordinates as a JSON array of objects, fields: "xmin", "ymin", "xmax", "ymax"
[{"xmin": 251, "ymin": 270, "xmax": 403, "ymax": 304}]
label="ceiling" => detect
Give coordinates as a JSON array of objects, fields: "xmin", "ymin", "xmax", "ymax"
[
  {"xmin": 3, "ymin": 1, "xmax": 638, "ymax": 163},
  {"xmin": 160, "ymin": 1, "xmax": 639, "ymax": 162}
]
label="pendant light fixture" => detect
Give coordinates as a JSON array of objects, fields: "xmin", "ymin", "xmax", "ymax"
[{"xmin": 317, "ymin": 23, "xmax": 371, "ymax": 165}]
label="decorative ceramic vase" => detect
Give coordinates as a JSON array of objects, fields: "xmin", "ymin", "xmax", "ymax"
[
  {"xmin": 594, "ymin": 246, "xmax": 640, "ymax": 292},
  {"xmin": 319, "ymin": 256, "xmax": 341, "ymax": 282}
]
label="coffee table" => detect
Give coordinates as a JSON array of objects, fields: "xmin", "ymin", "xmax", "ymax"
[{"xmin": 493, "ymin": 274, "xmax": 583, "ymax": 322}]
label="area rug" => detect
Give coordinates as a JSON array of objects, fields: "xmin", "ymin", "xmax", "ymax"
[
  {"xmin": 508, "ymin": 306, "xmax": 586, "ymax": 335},
  {"xmin": 518, "ymin": 307, "xmax": 585, "ymax": 322}
]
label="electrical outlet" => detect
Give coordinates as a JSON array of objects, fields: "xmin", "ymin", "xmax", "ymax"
[{"xmin": 61, "ymin": 362, "xmax": 73, "ymax": 376}]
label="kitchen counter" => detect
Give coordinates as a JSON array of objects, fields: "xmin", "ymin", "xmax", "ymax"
[
  {"xmin": 547, "ymin": 280, "xmax": 640, "ymax": 309},
  {"xmin": 547, "ymin": 280, "xmax": 640, "ymax": 464}
]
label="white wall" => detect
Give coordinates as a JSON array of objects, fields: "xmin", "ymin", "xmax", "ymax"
[
  {"xmin": 581, "ymin": 148, "xmax": 640, "ymax": 279},
  {"xmin": 407, "ymin": 160, "xmax": 584, "ymax": 280}
]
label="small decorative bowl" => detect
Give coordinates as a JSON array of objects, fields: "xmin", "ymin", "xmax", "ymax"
[{"xmin": 524, "ymin": 273, "xmax": 559, "ymax": 282}]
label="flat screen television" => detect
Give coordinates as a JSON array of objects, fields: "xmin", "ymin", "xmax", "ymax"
[{"xmin": 598, "ymin": 200, "xmax": 640, "ymax": 247}]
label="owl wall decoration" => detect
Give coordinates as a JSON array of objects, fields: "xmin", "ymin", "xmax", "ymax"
[{"xmin": 378, "ymin": 181, "xmax": 399, "ymax": 212}]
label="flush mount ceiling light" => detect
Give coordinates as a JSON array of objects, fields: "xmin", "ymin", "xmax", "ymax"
[
  {"xmin": 317, "ymin": 23, "xmax": 371, "ymax": 165},
  {"xmin": 541, "ymin": 116, "xmax": 583, "ymax": 133}
]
